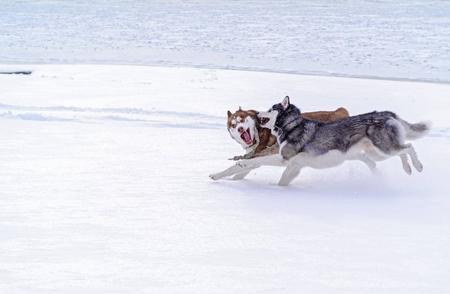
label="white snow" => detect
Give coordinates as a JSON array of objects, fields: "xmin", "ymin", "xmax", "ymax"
[{"xmin": 1, "ymin": 64, "xmax": 450, "ymax": 293}]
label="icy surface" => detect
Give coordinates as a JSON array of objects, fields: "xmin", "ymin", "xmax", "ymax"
[
  {"xmin": 1, "ymin": 1, "xmax": 450, "ymax": 82},
  {"xmin": 1, "ymin": 64, "xmax": 450, "ymax": 293}
]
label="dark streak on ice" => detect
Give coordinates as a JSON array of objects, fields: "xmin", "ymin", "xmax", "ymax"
[{"xmin": 0, "ymin": 71, "xmax": 32, "ymax": 75}]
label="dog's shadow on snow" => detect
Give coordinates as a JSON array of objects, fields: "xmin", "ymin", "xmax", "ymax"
[
  {"xmin": 210, "ymin": 172, "xmax": 418, "ymax": 219},
  {"xmin": 210, "ymin": 170, "xmax": 410, "ymax": 200}
]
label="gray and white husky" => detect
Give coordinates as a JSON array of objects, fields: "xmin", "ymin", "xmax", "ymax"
[
  {"xmin": 209, "ymin": 96, "xmax": 429, "ymax": 186},
  {"xmin": 255, "ymin": 96, "xmax": 429, "ymax": 185}
]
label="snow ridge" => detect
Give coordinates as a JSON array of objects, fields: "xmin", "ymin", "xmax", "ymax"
[{"xmin": 0, "ymin": 103, "xmax": 223, "ymax": 129}]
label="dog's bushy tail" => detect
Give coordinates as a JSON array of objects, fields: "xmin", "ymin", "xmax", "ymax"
[{"xmin": 398, "ymin": 118, "xmax": 431, "ymax": 140}]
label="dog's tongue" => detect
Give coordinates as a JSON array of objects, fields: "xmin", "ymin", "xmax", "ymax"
[{"xmin": 242, "ymin": 131, "xmax": 252, "ymax": 145}]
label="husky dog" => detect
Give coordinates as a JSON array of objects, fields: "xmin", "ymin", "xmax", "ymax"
[
  {"xmin": 257, "ymin": 96, "xmax": 430, "ymax": 186},
  {"xmin": 227, "ymin": 106, "xmax": 349, "ymax": 160},
  {"xmin": 210, "ymin": 102, "xmax": 349, "ymax": 181}
]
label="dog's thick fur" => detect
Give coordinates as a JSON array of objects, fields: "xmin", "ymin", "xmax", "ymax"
[
  {"xmin": 227, "ymin": 106, "xmax": 349, "ymax": 160},
  {"xmin": 257, "ymin": 96, "xmax": 429, "ymax": 185},
  {"xmin": 210, "ymin": 97, "xmax": 429, "ymax": 185}
]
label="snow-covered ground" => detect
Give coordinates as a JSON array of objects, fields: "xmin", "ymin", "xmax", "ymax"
[
  {"xmin": 1, "ymin": 64, "xmax": 450, "ymax": 293},
  {"xmin": 2, "ymin": 0, "xmax": 450, "ymax": 82}
]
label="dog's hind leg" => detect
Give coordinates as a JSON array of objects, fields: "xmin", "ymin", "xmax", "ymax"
[
  {"xmin": 376, "ymin": 142, "xmax": 422, "ymax": 174},
  {"xmin": 403, "ymin": 144, "xmax": 423, "ymax": 172},
  {"xmin": 356, "ymin": 154, "xmax": 378, "ymax": 173},
  {"xmin": 346, "ymin": 140, "xmax": 378, "ymax": 173},
  {"xmin": 399, "ymin": 154, "xmax": 412, "ymax": 175},
  {"xmin": 377, "ymin": 143, "xmax": 420, "ymax": 175},
  {"xmin": 392, "ymin": 145, "xmax": 422, "ymax": 174},
  {"xmin": 369, "ymin": 121, "xmax": 423, "ymax": 174}
]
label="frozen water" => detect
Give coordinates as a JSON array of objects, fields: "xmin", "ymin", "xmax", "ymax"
[{"xmin": 1, "ymin": 1, "xmax": 450, "ymax": 82}]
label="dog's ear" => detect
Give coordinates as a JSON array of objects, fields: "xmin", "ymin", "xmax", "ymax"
[
  {"xmin": 238, "ymin": 106, "xmax": 242, "ymax": 111},
  {"xmin": 281, "ymin": 96, "xmax": 290, "ymax": 110},
  {"xmin": 227, "ymin": 110, "xmax": 232, "ymax": 118}
]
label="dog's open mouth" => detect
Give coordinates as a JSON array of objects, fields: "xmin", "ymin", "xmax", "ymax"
[
  {"xmin": 240, "ymin": 128, "xmax": 253, "ymax": 145},
  {"xmin": 259, "ymin": 117, "xmax": 270, "ymax": 126}
]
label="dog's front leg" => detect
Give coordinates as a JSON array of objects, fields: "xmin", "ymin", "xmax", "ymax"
[
  {"xmin": 209, "ymin": 160, "xmax": 261, "ymax": 181},
  {"xmin": 277, "ymin": 153, "xmax": 310, "ymax": 186},
  {"xmin": 229, "ymin": 150, "xmax": 256, "ymax": 161},
  {"xmin": 278, "ymin": 163, "xmax": 302, "ymax": 186},
  {"xmin": 210, "ymin": 155, "xmax": 284, "ymax": 181},
  {"xmin": 231, "ymin": 171, "xmax": 251, "ymax": 180}
]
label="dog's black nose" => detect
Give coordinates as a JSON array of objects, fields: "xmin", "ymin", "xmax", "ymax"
[{"xmin": 238, "ymin": 126, "xmax": 244, "ymax": 133}]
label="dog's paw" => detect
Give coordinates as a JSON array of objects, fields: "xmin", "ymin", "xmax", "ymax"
[
  {"xmin": 209, "ymin": 174, "xmax": 219, "ymax": 180},
  {"xmin": 229, "ymin": 153, "xmax": 255, "ymax": 161},
  {"xmin": 236, "ymin": 162, "xmax": 248, "ymax": 168},
  {"xmin": 402, "ymin": 162, "xmax": 412, "ymax": 175},
  {"xmin": 370, "ymin": 167, "xmax": 381, "ymax": 176},
  {"xmin": 277, "ymin": 180, "xmax": 290, "ymax": 186},
  {"xmin": 414, "ymin": 161, "xmax": 423, "ymax": 173},
  {"xmin": 229, "ymin": 155, "xmax": 244, "ymax": 161}
]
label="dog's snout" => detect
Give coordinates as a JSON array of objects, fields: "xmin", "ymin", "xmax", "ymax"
[
  {"xmin": 238, "ymin": 126, "xmax": 244, "ymax": 133},
  {"xmin": 260, "ymin": 117, "xmax": 270, "ymax": 125}
]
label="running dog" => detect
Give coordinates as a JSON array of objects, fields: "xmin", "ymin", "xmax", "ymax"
[
  {"xmin": 210, "ymin": 96, "xmax": 429, "ymax": 185},
  {"xmin": 210, "ymin": 102, "xmax": 348, "ymax": 181},
  {"xmin": 227, "ymin": 106, "xmax": 349, "ymax": 160},
  {"xmin": 257, "ymin": 96, "xmax": 430, "ymax": 186}
]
